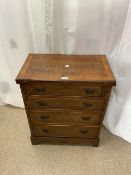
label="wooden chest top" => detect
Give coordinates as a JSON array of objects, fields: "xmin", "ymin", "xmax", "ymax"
[{"xmin": 16, "ymin": 54, "xmax": 115, "ymax": 84}]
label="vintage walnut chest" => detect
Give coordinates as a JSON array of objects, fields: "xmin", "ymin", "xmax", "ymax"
[{"xmin": 16, "ymin": 54, "xmax": 116, "ymax": 146}]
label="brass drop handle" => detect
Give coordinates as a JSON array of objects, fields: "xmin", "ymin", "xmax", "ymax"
[
  {"xmin": 82, "ymin": 116, "xmax": 91, "ymax": 120},
  {"xmin": 80, "ymin": 129, "xmax": 88, "ymax": 134},
  {"xmin": 43, "ymin": 128, "xmax": 49, "ymax": 133},
  {"xmin": 37, "ymin": 101, "xmax": 48, "ymax": 106},
  {"xmin": 83, "ymin": 102, "xmax": 93, "ymax": 108},
  {"xmin": 85, "ymin": 88, "xmax": 95, "ymax": 95},
  {"xmin": 35, "ymin": 88, "xmax": 46, "ymax": 94},
  {"xmin": 40, "ymin": 115, "xmax": 48, "ymax": 119}
]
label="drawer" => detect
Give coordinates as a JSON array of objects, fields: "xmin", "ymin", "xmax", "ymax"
[
  {"xmin": 29, "ymin": 110, "xmax": 102, "ymax": 125},
  {"xmin": 28, "ymin": 82, "xmax": 101, "ymax": 97},
  {"xmin": 27, "ymin": 97, "xmax": 105, "ymax": 110},
  {"xmin": 32, "ymin": 125, "xmax": 99, "ymax": 138}
]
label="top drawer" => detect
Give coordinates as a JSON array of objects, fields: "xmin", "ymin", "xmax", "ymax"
[{"xmin": 27, "ymin": 82, "xmax": 102, "ymax": 97}]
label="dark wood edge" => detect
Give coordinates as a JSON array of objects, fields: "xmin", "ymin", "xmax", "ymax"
[
  {"xmin": 26, "ymin": 95, "xmax": 109, "ymax": 100},
  {"xmin": 31, "ymin": 124, "xmax": 100, "ymax": 127},
  {"xmin": 16, "ymin": 79, "xmax": 116, "ymax": 85},
  {"xmin": 20, "ymin": 84, "xmax": 34, "ymax": 137},
  {"xmin": 26, "ymin": 96, "xmax": 107, "ymax": 100},
  {"xmin": 28, "ymin": 108, "xmax": 103, "ymax": 113},
  {"xmin": 30, "ymin": 136, "xmax": 100, "ymax": 147},
  {"xmin": 16, "ymin": 54, "xmax": 33, "ymax": 83},
  {"xmin": 97, "ymin": 87, "xmax": 112, "ymax": 136}
]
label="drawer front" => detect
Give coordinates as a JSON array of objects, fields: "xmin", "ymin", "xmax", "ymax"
[
  {"xmin": 27, "ymin": 98, "xmax": 105, "ymax": 110},
  {"xmin": 28, "ymin": 82, "xmax": 101, "ymax": 97},
  {"xmin": 29, "ymin": 110, "xmax": 102, "ymax": 125},
  {"xmin": 33, "ymin": 125, "xmax": 99, "ymax": 138}
]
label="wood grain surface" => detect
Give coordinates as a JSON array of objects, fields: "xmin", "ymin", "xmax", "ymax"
[
  {"xmin": 16, "ymin": 54, "xmax": 116, "ymax": 146},
  {"xmin": 16, "ymin": 54, "xmax": 116, "ymax": 84}
]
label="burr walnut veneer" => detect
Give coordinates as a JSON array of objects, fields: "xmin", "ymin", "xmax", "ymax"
[{"xmin": 16, "ymin": 54, "xmax": 116, "ymax": 146}]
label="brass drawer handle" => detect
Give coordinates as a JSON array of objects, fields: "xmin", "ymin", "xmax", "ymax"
[
  {"xmin": 35, "ymin": 88, "xmax": 46, "ymax": 95},
  {"xmin": 85, "ymin": 88, "xmax": 95, "ymax": 95},
  {"xmin": 83, "ymin": 102, "xmax": 93, "ymax": 108},
  {"xmin": 42, "ymin": 128, "xmax": 49, "ymax": 133},
  {"xmin": 40, "ymin": 115, "xmax": 48, "ymax": 119},
  {"xmin": 37, "ymin": 101, "xmax": 48, "ymax": 106},
  {"xmin": 82, "ymin": 116, "xmax": 91, "ymax": 120},
  {"xmin": 80, "ymin": 129, "xmax": 88, "ymax": 134}
]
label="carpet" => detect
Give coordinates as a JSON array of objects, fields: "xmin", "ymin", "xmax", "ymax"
[{"xmin": 0, "ymin": 105, "xmax": 131, "ymax": 175}]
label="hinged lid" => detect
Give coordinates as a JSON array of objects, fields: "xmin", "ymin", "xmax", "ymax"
[{"xmin": 16, "ymin": 54, "xmax": 116, "ymax": 85}]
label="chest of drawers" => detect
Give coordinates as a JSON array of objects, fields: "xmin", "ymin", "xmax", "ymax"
[{"xmin": 16, "ymin": 54, "xmax": 116, "ymax": 146}]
